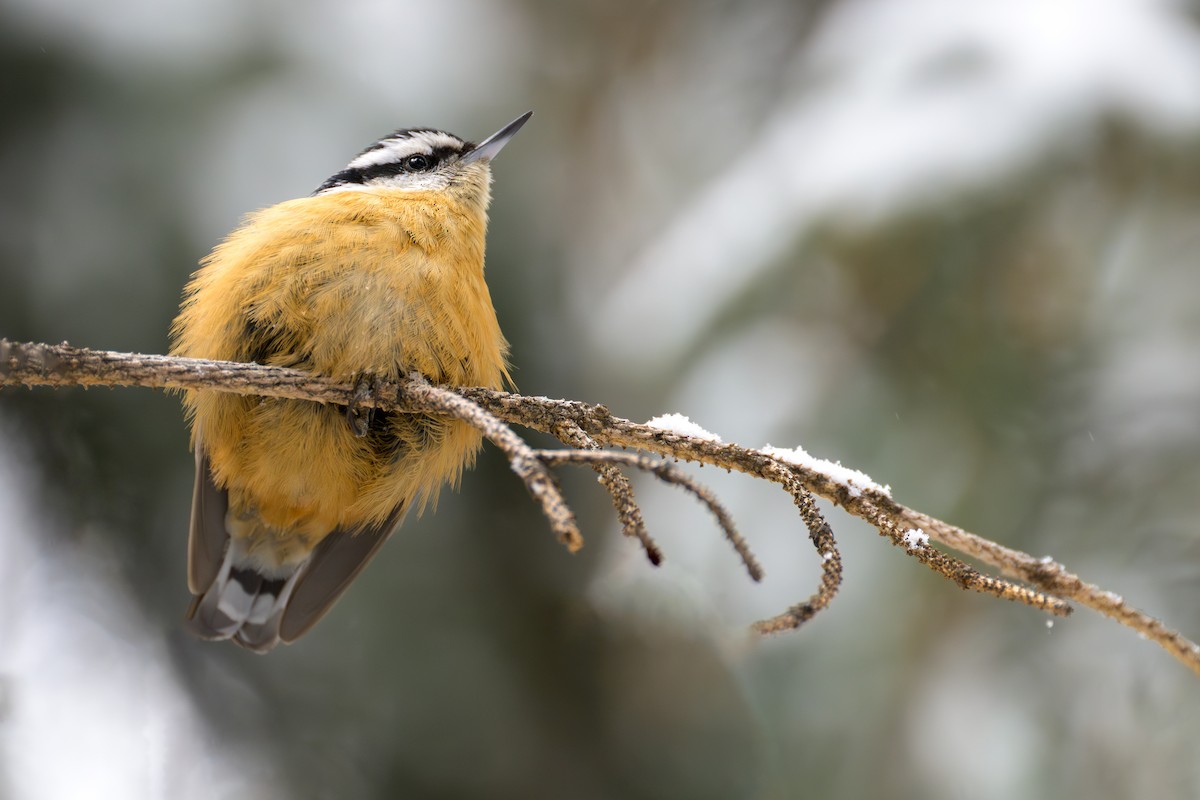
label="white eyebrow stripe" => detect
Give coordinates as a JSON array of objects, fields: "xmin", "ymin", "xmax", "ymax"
[
  {"xmin": 346, "ymin": 132, "xmax": 465, "ymax": 169},
  {"xmin": 347, "ymin": 142, "xmax": 425, "ymax": 169}
]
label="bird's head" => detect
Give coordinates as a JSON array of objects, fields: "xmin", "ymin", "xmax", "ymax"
[{"xmin": 314, "ymin": 111, "xmax": 532, "ymax": 208}]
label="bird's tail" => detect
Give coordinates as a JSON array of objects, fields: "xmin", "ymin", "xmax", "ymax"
[
  {"xmin": 185, "ymin": 536, "xmax": 304, "ymax": 654},
  {"xmin": 185, "ymin": 441, "xmax": 405, "ymax": 652}
]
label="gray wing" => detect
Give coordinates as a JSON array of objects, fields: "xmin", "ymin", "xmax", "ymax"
[
  {"xmin": 278, "ymin": 503, "xmax": 409, "ymax": 643},
  {"xmin": 187, "ymin": 431, "xmax": 230, "ymax": 595}
]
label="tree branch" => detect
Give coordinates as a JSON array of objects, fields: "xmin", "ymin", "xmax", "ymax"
[{"xmin": 3, "ymin": 339, "xmax": 1198, "ymax": 677}]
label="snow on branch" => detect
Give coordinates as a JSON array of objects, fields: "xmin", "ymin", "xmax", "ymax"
[{"xmin": 2, "ymin": 339, "xmax": 1198, "ymax": 677}]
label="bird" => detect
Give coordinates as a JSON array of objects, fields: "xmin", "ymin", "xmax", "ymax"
[{"xmin": 169, "ymin": 111, "xmax": 531, "ymax": 652}]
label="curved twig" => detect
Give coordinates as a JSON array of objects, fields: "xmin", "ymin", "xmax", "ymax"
[
  {"xmin": 534, "ymin": 448, "xmax": 762, "ymax": 582},
  {"xmin": 752, "ymin": 463, "xmax": 843, "ymax": 634},
  {"xmin": 551, "ymin": 421, "xmax": 662, "ymax": 566},
  {"xmin": 396, "ymin": 375, "xmax": 583, "ymax": 553}
]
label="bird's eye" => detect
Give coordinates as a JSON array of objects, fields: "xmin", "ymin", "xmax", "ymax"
[{"xmin": 404, "ymin": 154, "xmax": 432, "ymax": 171}]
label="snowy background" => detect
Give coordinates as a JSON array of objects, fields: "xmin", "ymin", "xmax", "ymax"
[{"xmin": 2, "ymin": 0, "xmax": 1200, "ymax": 797}]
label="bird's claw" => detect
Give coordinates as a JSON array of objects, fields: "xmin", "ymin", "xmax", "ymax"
[{"xmin": 346, "ymin": 375, "xmax": 378, "ymax": 438}]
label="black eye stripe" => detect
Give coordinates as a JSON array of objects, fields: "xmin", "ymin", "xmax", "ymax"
[
  {"xmin": 314, "ymin": 140, "xmax": 474, "ymax": 194},
  {"xmin": 314, "ymin": 168, "xmax": 365, "ymax": 193},
  {"xmin": 312, "ymin": 160, "xmax": 432, "ymax": 193},
  {"xmin": 349, "ymin": 162, "xmax": 409, "ymax": 181}
]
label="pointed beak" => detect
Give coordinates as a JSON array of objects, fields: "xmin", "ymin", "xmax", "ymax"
[{"xmin": 461, "ymin": 111, "xmax": 533, "ymax": 165}]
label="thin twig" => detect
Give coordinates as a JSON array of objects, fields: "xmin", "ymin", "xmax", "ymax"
[
  {"xmin": 901, "ymin": 508, "xmax": 1200, "ymax": 671},
  {"xmin": 534, "ymin": 448, "xmax": 762, "ymax": 582},
  {"xmin": 397, "ymin": 375, "xmax": 583, "ymax": 553},
  {"xmin": 855, "ymin": 496, "xmax": 1070, "ymax": 616},
  {"xmin": 551, "ymin": 421, "xmax": 662, "ymax": 566},
  {"xmin": 752, "ymin": 463, "xmax": 843, "ymax": 634}
]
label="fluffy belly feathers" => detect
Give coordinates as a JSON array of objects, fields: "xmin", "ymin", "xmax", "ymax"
[{"xmin": 173, "ymin": 190, "xmax": 508, "ymax": 555}]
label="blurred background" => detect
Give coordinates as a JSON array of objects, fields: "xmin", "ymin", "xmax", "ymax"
[{"xmin": 2, "ymin": 0, "xmax": 1200, "ymax": 797}]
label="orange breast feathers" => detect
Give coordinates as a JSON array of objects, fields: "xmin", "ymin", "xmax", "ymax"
[
  {"xmin": 170, "ymin": 188, "xmax": 510, "ymax": 537},
  {"xmin": 173, "ymin": 188, "xmax": 508, "ymax": 385}
]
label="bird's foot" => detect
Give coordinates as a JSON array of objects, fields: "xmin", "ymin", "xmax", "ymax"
[{"xmin": 346, "ymin": 374, "xmax": 379, "ymax": 438}]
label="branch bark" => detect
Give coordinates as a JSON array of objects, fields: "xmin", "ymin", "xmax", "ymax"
[{"xmin": 3, "ymin": 339, "xmax": 1198, "ymax": 677}]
